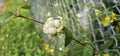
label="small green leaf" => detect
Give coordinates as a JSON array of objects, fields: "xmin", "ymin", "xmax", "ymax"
[
  {"xmin": 21, "ymin": 4, "xmax": 31, "ymax": 9},
  {"xmin": 83, "ymin": 44, "xmax": 93, "ymax": 56},
  {"xmin": 63, "ymin": 27, "xmax": 73, "ymax": 47},
  {"xmin": 104, "ymin": 39, "xmax": 115, "ymax": 49}
]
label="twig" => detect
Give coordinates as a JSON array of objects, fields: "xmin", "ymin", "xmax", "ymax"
[
  {"xmin": 72, "ymin": 37, "xmax": 102, "ymax": 55},
  {"xmin": 15, "ymin": 13, "xmax": 44, "ymax": 24},
  {"xmin": 72, "ymin": 38, "xmax": 85, "ymax": 46}
]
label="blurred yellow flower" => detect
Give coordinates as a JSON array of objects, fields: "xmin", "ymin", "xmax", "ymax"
[
  {"xmin": 44, "ymin": 44, "xmax": 55, "ymax": 53},
  {"xmin": 111, "ymin": 11, "xmax": 115, "ymax": 16},
  {"xmin": 105, "ymin": 16, "xmax": 110, "ymax": 21},
  {"xmin": 103, "ymin": 54, "xmax": 110, "ymax": 56},
  {"xmin": 95, "ymin": 9, "xmax": 102, "ymax": 16},
  {"xmin": 101, "ymin": 11, "xmax": 117, "ymax": 26},
  {"xmin": 101, "ymin": 16, "xmax": 110, "ymax": 26},
  {"xmin": 45, "ymin": 44, "xmax": 49, "ymax": 51},
  {"xmin": 110, "ymin": 11, "xmax": 116, "ymax": 23},
  {"xmin": 50, "ymin": 48, "xmax": 54, "ymax": 53}
]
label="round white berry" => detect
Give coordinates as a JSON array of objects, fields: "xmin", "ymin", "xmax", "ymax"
[
  {"xmin": 45, "ymin": 21, "xmax": 54, "ymax": 27},
  {"xmin": 43, "ymin": 27, "xmax": 48, "ymax": 34},
  {"xmin": 57, "ymin": 16, "xmax": 62, "ymax": 19},
  {"xmin": 54, "ymin": 20, "xmax": 60, "ymax": 28},
  {"xmin": 47, "ymin": 27, "xmax": 56, "ymax": 35}
]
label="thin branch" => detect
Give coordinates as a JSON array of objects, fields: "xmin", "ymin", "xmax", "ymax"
[
  {"xmin": 15, "ymin": 14, "xmax": 44, "ymax": 24},
  {"xmin": 72, "ymin": 38, "xmax": 102, "ymax": 54},
  {"xmin": 72, "ymin": 38, "xmax": 85, "ymax": 46}
]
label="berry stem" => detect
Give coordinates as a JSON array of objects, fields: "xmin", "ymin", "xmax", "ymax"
[{"xmin": 15, "ymin": 13, "xmax": 44, "ymax": 24}]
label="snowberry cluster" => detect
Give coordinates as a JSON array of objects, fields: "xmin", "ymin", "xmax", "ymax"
[{"xmin": 43, "ymin": 17, "xmax": 63, "ymax": 36}]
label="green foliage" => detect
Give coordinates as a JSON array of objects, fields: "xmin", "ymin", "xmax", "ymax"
[
  {"xmin": 5, "ymin": 0, "xmax": 31, "ymax": 14},
  {"xmin": 0, "ymin": 0, "xmax": 45, "ymax": 56},
  {"xmin": 5, "ymin": 0, "xmax": 23, "ymax": 13},
  {"xmin": 0, "ymin": 16, "xmax": 45, "ymax": 56},
  {"xmin": 0, "ymin": 12, "xmax": 12, "ymax": 23},
  {"xmin": 21, "ymin": 4, "xmax": 31, "ymax": 9},
  {"xmin": 72, "ymin": 44, "xmax": 93, "ymax": 56}
]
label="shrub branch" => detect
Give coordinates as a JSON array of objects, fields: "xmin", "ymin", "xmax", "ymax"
[{"xmin": 15, "ymin": 13, "xmax": 44, "ymax": 24}]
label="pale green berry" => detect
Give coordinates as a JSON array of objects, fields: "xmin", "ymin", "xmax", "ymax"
[{"xmin": 57, "ymin": 26, "xmax": 63, "ymax": 33}]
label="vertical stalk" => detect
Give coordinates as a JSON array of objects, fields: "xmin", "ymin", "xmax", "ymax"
[
  {"xmin": 48, "ymin": 35, "xmax": 60, "ymax": 56},
  {"xmin": 54, "ymin": 35, "xmax": 59, "ymax": 56}
]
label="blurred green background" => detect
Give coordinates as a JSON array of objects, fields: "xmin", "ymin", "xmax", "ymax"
[{"xmin": 0, "ymin": 0, "xmax": 45, "ymax": 56}]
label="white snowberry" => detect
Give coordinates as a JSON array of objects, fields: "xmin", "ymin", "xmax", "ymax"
[
  {"xmin": 43, "ymin": 17, "xmax": 63, "ymax": 36},
  {"xmin": 54, "ymin": 20, "xmax": 60, "ymax": 28},
  {"xmin": 45, "ymin": 17, "xmax": 54, "ymax": 27},
  {"xmin": 57, "ymin": 16, "xmax": 62, "ymax": 20},
  {"xmin": 46, "ymin": 20, "xmax": 54, "ymax": 27},
  {"xmin": 47, "ymin": 27, "xmax": 56, "ymax": 35}
]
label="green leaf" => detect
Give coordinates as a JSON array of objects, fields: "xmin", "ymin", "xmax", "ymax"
[
  {"xmin": 72, "ymin": 44, "xmax": 93, "ymax": 56},
  {"xmin": 63, "ymin": 27, "xmax": 73, "ymax": 47},
  {"xmin": 21, "ymin": 4, "xmax": 31, "ymax": 9},
  {"xmin": 83, "ymin": 44, "xmax": 93, "ymax": 56},
  {"xmin": 5, "ymin": 0, "xmax": 24, "ymax": 13},
  {"xmin": 0, "ymin": 12, "xmax": 12, "ymax": 23},
  {"xmin": 104, "ymin": 39, "xmax": 115, "ymax": 49}
]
